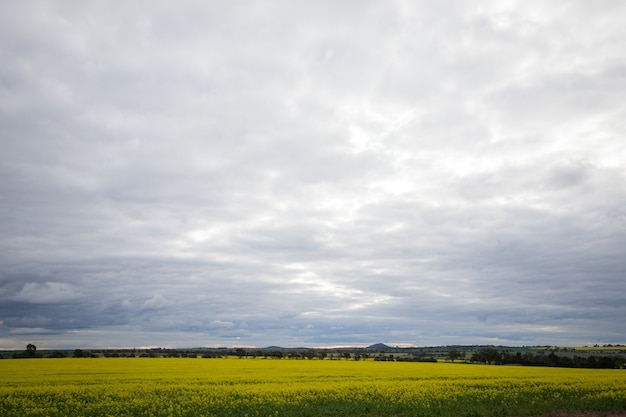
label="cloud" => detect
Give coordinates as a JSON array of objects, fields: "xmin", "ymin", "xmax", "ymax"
[
  {"xmin": 11, "ymin": 282, "xmax": 81, "ymax": 304},
  {"xmin": 208, "ymin": 320, "xmax": 234, "ymax": 329},
  {"xmin": 1, "ymin": 1, "xmax": 625, "ymax": 349}
]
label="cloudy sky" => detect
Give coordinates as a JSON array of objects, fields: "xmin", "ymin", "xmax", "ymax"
[{"xmin": 1, "ymin": 1, "xmax": 625, "ymax": 350}]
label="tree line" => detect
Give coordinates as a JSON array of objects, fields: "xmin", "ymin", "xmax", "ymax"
[
  {"xmin": 470, "ymin": 347, "xmax": 625, "ymax": 369},
  {"xmin": 4, "ymin": 344, "xmax": 625, "ymax": 369}
]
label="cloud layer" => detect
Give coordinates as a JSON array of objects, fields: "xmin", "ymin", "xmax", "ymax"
[{"xmin": 1, "ymin": 0, "xmax": 625, "ymax": 349}]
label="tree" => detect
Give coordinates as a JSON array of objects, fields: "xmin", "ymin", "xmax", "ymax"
[
  {"xmin": 447, "ymin": 349, "xmax": 462, "ymax": 362},
  {"xmin": 471, "ymin": 348, "xmax": 502, "ymax": 365},
  {"xmin": 270, "ymin": 350, "xmax": 283, "ymax": 359},
  {"xmin": 26, "ymin": 343, "xmax": 37, "ymax": 357}
]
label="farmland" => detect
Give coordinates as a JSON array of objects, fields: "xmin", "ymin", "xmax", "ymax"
[{"xmin": 1, "ymin": 357, "xmax": 625, "ymax": 417}]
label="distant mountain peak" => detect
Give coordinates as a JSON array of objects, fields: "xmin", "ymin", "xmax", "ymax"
[{"xmin": 368, "ymin": 343, "xmax": 390, "ymax": 349}]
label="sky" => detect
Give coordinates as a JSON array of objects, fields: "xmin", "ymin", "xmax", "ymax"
[{"xmin": 1, "ymin": 1, "xmax": 625, "ymax": 350}]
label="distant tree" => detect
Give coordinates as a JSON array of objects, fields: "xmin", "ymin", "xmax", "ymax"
[
  {"xmin": 447, "ymin": 349, "xmax": 462, "ymax": 362},
  {"xmin": 73, "ymin": 349, "xmax": 84, "ymax": 358},
  {"xmin": 342, "ymin": 352, "xmax": 351, "ymax": 360},
  {"xmin": 235, "ymin": 348, "xmax": 246, "ymax": 359},
  {"xmin": 270, "ymin": 350, "xmax": 283, "ymax": 359},
  {"xmin": 49, "ymin": 350, "xmax": 67, "ymax": 358},
  {"xmin": 26, "ymin": 343, "xmax": 37, "ymax": 357},
  {"xmin": 471, "ymin": 348, "xmax": 502, "ymax": 365},
  {"xmin": 547, "ymin": 353, "xmax": 559, "ymax": 366},
  {"xmin": 11, "ymin": 344, "xmax": 41, "ymax": 359}
]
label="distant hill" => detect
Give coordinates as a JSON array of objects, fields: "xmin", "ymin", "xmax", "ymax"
[{"xmin": 367, "ymin": 343, "xmax": 390, "ymax": 349}]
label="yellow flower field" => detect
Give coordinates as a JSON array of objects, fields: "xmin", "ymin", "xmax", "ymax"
[{"xmin": 1, "ymin": 357, "xmax": 625, "ymax": 417}]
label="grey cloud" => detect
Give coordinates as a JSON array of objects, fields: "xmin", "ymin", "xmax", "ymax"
[
  {"xmin": 1, "ymin": 1, "xmax": 625, "ymax": 349},
  {"xmin": 11, "ymin": 282, "xmax": 82, "ymax": 304}
]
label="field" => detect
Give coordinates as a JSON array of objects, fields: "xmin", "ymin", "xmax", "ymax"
[{"xmin": 1, "ymin": 358, "xmax": 625, "ymax": 417}]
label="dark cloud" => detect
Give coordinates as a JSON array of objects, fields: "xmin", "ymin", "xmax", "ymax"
[{"xmin": 1, "ymin": 1, "xmax": 625, "ymax": 349}]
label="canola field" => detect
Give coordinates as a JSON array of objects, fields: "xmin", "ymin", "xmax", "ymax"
[{"xmin": 1, "ymin": 357, "xmax": 625, "ymax": 417}]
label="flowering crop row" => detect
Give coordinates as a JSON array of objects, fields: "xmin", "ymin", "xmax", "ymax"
[{"xmin": 1, "ymin": 358, "xmax": 625, "ymax": 416}]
